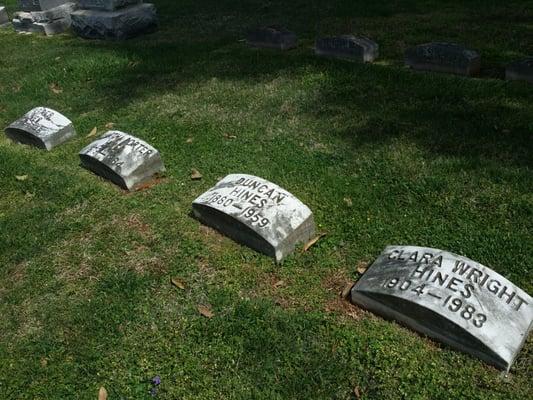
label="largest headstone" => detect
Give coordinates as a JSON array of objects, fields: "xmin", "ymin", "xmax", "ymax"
[
  {"xmin": 350, "ymin": 245, "xmax": 533, "ymax": 371},
  {"xmin": 405, "ymin": 42, "xmax": 481, "ymax": 76},
  {"xmin": 192, "ymin": 174, "xmax": 316, "ymax": 262},
  {"xmin": 70, "ymin": 1, "xmax": 157, "ymax": 40}
]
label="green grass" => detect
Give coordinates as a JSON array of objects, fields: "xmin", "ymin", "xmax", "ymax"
[{"xmin": 0, "ymin": 0, "xmax": 532, "ymax": 398}]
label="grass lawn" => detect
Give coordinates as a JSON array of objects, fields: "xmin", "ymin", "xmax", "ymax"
[{"xmin": 0, "ymin": 0, "xmax": 532, "ymax": 398}]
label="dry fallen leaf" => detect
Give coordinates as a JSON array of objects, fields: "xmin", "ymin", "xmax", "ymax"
[
  {"xmin": 15, "ymin": 175, "xmax": 28, "ymax": 181},
  {"xmin": 343, "ymin": 197, "xmax": 353, "ymax": 207},
  {"xmin": 223, "ymin": 133, "xmax": 237, "ymax": 139},
  {"xmin": 341, "ymin": 282, "xmax": 354, "ymax": 299},
  {"xmin": 171, "ymin": 277, "xmax": 186, "ymax": 290},
  {"xmin": 198, "ymin": 305, "xmax": 214, "ymax": 318},
  {"xmin": 273, "ymin": 280, "xmax": 285, "ymax": 288},
  {"xmin": 49, "ymin": 82, "xmax": 63, "ymax": 94},
  {"xmin": 302, "ymin": 233, "xmax": 326, "ymax": 252},
  {"xmin": 191, "ymin": 169, "xmax": 203, "ymax": 180},
  {"xmin": 353, "ymin": 386, "xmax": 361, "ymax": 399},
  {"xmin": 356, "ymin": 261, "xmax": 369, "ymax": 274},
  {"xmin": 105, "ymin": 122, "xmax": 115, "ymax": 129},
  {"xmin": 98, "ymin": 387, "xmax": 108, "ymax": 400},
  {"xmin": 86, "ymin": 127, "xmax": 97, "ymax": 138},
  {"xmin": 186, "ymin": 137, "xmax": 193, "ymax": 143}
]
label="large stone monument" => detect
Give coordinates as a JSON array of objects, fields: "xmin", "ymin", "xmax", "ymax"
[
  {"xmin": 4, "ymin": 107, "xmax": 76, "ymax": 150},
  {"xmin": 12, "ymin": 2, "xmax": 76, "ymax": 35},
  {"xmin": 350, "ymin": 245, "xmax": 533, "ymax": 371},
  {"xmin": 506, "ymin": 58, "xmax": 533, "ymax": 84},
  {"xmin": 79, "ymin": 130, "xmax": 165, "ymax": 190},
  {"xmin": 19, "ymin": 0, "xmax": 67, "ymax": 11},
  {"xmin": 246, "ymin": 25, "xmax": 297, "ymax": 50},
  {"xmin": 405, "ymin": 42, "xmax": 481, "ymax": 76},
  {"xmin": 70, "ymin": 0, "xmax": 157, "ymax": 40},
  {"xmin": 192, "ymin": 174, "xmax": 316, "ymax": 262},
  {"xmin": 315, "ymin": 35, "xmax": 379, "ymax": 62}
]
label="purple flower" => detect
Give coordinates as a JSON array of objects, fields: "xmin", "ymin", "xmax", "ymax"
[{"xmin": 151, "ymin": 376, "xmax": 161, "ymax": 386}]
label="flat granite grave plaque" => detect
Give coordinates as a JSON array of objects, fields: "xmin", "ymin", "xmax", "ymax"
[
  {"xmin": 506, "ymin": 58, "xmax": 533, "ymax": 84},
  {"xmin": 350, "ymin": 245, "xmax": 533, "ymax": 370},
  {"xmin": 192, "ymin": 174, "xmax": 316, "ymax": 262},
  {"xmin": 315, "ymin": 35, "xmax": 378, "ymax": 62},
  {"xmin": 79, "ymin": 130, "xmax": 165, "ymax": 190},
  {"xmin": 19, "ymin": 0, "xmax": 68, "ymax": 11},
  {"xmin": 71, "ymin": 2, "xmax": 157, "ymax": 40},
  {"xmin": 4, "ymin": 107, "xmax": 76, "ymax": 150},
  {"xmin": 405, "ymin": 42, "xmax": 481, "ymax": 76},
  {"xmin": 246, "ymin": 25, "xmax": 297, "ymax": 50}
]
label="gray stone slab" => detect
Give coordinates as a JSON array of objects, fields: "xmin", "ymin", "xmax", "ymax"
[
  {"xmin": 77, "ymin": 0, "xmax": 141, "ymax": 11},
  {"xmin": 79, "ymin": 130, "xmax": 165, "ymax": 190},
  {"xmin": 19, "ymin": 0, "xmax": 68, "ymax": 11},
  {"xmin": 5, "ymin": 107, "xmax": 76, "ymax": 150},
  {"xmin": 350, "ymin": 245, "xmax": 533, "ymax": 371},
  {"xmin": 315, "ymin": 35, "xmax": 378, "ymax": 62},
  {"xmin": 12, "ymin": 16, "xmax": 69, "ymax": 34},
  {"xmin": 14, "ymin": 2, "xmax": 76, "ymax": 23},
  {"xmin": 405, "ymin": 42, "xmax": 481, "ymax": 76},
  {"xmin": 246, "ymin": 25, "xmax": 297, "ymax": 50},
  {"xmin": 71, "ymin": 3, "xmax": 157, "ymax": 40},
  {"xmin": 506, "ymin": 58, "xmax": 533, "ymax": 84},
  {"xmin": 0, "ymin": 6, "xmax": 9, "ymax": 25},
  {"xmin": 192, "ymin": 174, "xmax": 316, "ymax": 262}
]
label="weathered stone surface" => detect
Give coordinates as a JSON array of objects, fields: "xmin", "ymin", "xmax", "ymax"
[
  {"xmin": 247, "ymin": 25, "xmax": 297, "ymax": 50},
  {"xmin": 79, "ymin": 130, "xmax": 165, "ymax": 190},
  {"xmin": 14, "ymin": 2, "xmax": 76, "ymax": 23},
  {"xmin": 19, "ymin": 0, "xmax": 68, "ymax": 11},
  {"xmin": 0, "ymin": 6, "xmax": 9, "ymax": 26},
  {"xmin": 192, "ymin": 174, "xmax": 316, "ymax": 262},
  {"xmin": 12, "ymin": 16, "xmax": 69, "ymax": 34},
  {"xmin": 71, "ymin": 3, "xmax": 157, "ymax": 40},
  {"xmin": 405, "ymin": 42, "xmax": 481, "ymax": 76},
  {"xmin": 5, "ymin": 107, "xmax": 76, "ymax": 150},
  {"xmin": 315, "ymin": 35, "xmax": 378, "ymax": 62},
  {"xmin": 78, "ymin": 0, "xmax": 141, "ymax": 11},
  {"xmin": 506, "ymin": 58, "xmax": 533, "ymax": 84},
  {"xmin": 350, "ymin": 245, "xmax": 533, "ymax": 370}
]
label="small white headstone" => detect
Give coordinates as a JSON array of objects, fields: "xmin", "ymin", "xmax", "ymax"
[
  {"xmin": 4, "ymin": 107, "xmax": 76, "ymax": 150},
  {"xmin": 192, "ymin": 174, "xmax": 316, "ymax": 262},
  {"xmin": 79, "ymin": 130, "xmax": 165, "ymax": 191}
]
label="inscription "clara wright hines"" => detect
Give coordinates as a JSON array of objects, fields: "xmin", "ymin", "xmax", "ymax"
[{"xmin": 351, "ymin": 246, "xmax": 533, "ymax": 371}]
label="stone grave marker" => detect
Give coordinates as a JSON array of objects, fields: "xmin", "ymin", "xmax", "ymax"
[
  {"xmin": 4, "ymin": 107, "xmax": 76, "ymax": 150},
  {"xmin": 0, "ymin": 5, "xmax": 9, "ymax": 26},
  {"xmin": 350, "ymin": 245, "xmax": 533, "ymax": 371},
  {"xmin": 12, "ymin": 2, "xmax": 76, "ymax": 35},
  {"xmin": 315, "ymin": 35, "xmax": 378, "ymax": 62},
  {"xmin": 506, "ymin": 58, "xmax": 533, "ymax": 84},
  {"xmin": 19, "ymin": 0, "xmax": 68, "ymax": 11},
  {"xmin": 246, "ymin": 25, "xmax": 297, "ymax": 50},
  {"xmin": 192, "ymin": 174, "xmax": 316, "ymax": 262},
  {"xmin": 79, "ymin": 130, "xmax": 165, "ymax": 190},
  {"xmin": 405, "ymin": 42, "xmax": 481, "ymax": 76},
  {"xmin": 71, "ymin": 1, "xmax": 157, "ymax": 40}
]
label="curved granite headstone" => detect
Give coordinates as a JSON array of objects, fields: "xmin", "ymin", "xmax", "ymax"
[
  {"xmin": 79, "ymin": 130, "xmax": 165, "ymax": 190},
  {"xmin": 192, "ymin": 174, "xmax": 316, "ymax": 262},
  {"xmin": 405, "ymin": 42, "xmax": 481, "ymax": 76},
  {"xmin": 4, "ymin": 107, "xmax": 76, "ymax": 150},
  {"xmin": 315, "ymin": 35, "xmax": 378, "ymax": 62},
  {"xmin": 350, "ymin": 245, "xmax": 533, "ymax": 370},
  {"xmin": 246, "ymin": 25, "xmax": 297, "ymax": 50},
  {"xmin": 71, "ymin": 2, "xmax": 157, "ymax": 40},
  {"xmin": 506, "ymin": 58, "xmax": 533, "ymax": 84}
]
